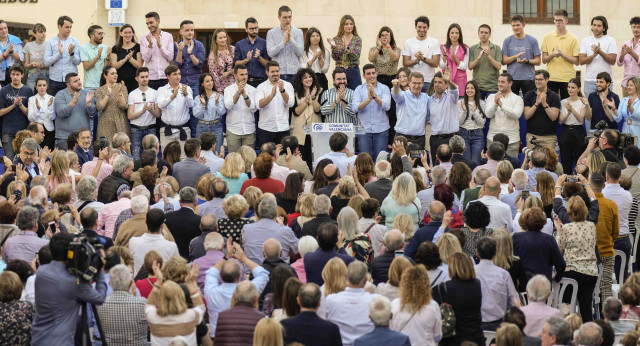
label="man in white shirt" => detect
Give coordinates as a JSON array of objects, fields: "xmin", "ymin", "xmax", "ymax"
[
  {"xmin": 128, "ymin": 67, "xmax": 161, "ymax": 160},
  {"xmin": 602, "ymin": 162, "xmax": 633, "ymax": 283},
  {"xmin": 256, "ymin": 60, "xmax": 294, "ymax": 148},
  {"xmin": 579, "ymin": 16, "xmax": 617, "ymax": 99},
  {"xmin": 402, "ymin": 16, "xmax": 440, "ymax": 92},
  {"xmin": 474, "ymin": 177, "xmax": 513, "ymax": 232},
  {"xmin": 324, "ymin": 261, "xmax": 379, "ymax": 346},
  {"xmin": 128, "ymin": 209, "xmax": 179, "ymax": 276},
  {"xmin": 156, "ymin": 65, "xmax": 193, "ymax": 146},
  {"xmin": 223, "ymin": 64, "xmax": 257, "ymax": 153},
  {"xmin": 314, "ymin": 132, "xmax": 356, "ymax": 177},
  {"xmin": 198, "ymin": 132, "xmax": 224, "ymax": 175},
  {"xmin": 485, "ymin": 73, "xmax": 524, "ymax": 157}
]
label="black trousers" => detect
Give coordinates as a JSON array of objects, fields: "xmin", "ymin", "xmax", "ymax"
[
  {"xmin": 397, "ymin": 133, "xmax": 426, "ymax": 151},
  {"xmin": 548, "ymin": 81, "xmax": 570, "ymax": 99},
  {"xmin": 429, "ymin": 134, "xmax": 454, "ymax": 165},
  {"xmin": 559, "ymin": 124, "xmax": 586, "ymax": 174},
  {"xmin": 511, "ymin": 79, "xmax": 535, "ymax": 96},
  {"xmin": 149, "ymin": 79, "xmax": 169, "ymax": 140},
  {"xmin": 257, "ymin": 129, "xmax": 289, "ymax": 148},
  {"xmin": 378, "ymin": 74, "xmax": 396, "ymax": 146},
  {"xmin": 562, "ymin": 270, "xmax": 598, "ymax": 322}
]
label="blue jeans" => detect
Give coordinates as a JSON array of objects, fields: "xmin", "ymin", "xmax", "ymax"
[
  {"xmin": 479, "ymin": 90, "xmax": 496, "ymax": 101},
  {"xmin": 346, "ymin": 67, "xmax": 362, "ymax": 92},
  {"xmin": 614, "ymin": 236, "xmax": 632, "ymax": 284},
  {"xmin": 26, "ymin": 71, "xmax": 49, "ymax": 90},
  {"xmin": 459, "ymin": 127, "xmax": 485, "ymax": 164},
  {"xmin": 196, "ymin": 121, "xmax": 224, "ymax": 154},
  {"xmin": 281, "ymin": 74, "xmax": 294, "ymax": 84},
  {"xmin": 187, "ymin": 82, "xmax": 199, "ymax": 137},
  {"xmin": 130, "ymin": 126, "xmax": 155, "ymax": 160},
  {"xmin": 357, "ymin": 130, "xmax": 388, "ymax": 160}
]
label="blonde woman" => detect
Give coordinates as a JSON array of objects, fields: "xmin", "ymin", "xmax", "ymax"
[
  {"xmin": 253, "ymin": 317, "xmax": 284, "ymax": 346},
  {"xmin": 242, "ymin": 186, "xmax": 263, "ymax": 220},
  {"xmin": 67, "ymin": 152, "xmax": 82, "ymax": 176},
  {"xmin": 317, "ymin": 257, "xmax": 347, "ymax": 318},
  {"xmin": 338, "ymin": 207, "xmax": 373, "ymax": 265},
  {"xmin": 214, "ymin": 152, "xmax": 248, "ymax": 196},
  {"xmin": 376, "ymin": 256, "xmax": 412, "ymax": 301},
  {"xmin": 390, "ymin": 265, "xmax": 442, "ymax": 346},
  {"xmin": 218, "ymin": 194, "xmax": 253, "ymax": 245},
  {"xmin": 381, "ymin": 172, "xmax": 421, "ymax": 229},
  {"xmin": 236, "ymin": 145, "xmax": 257, "ymax": 176},
  {"xmin": 585, "ymin": 150, "xmax": 605, "ymax": 176},
  {"xmin": 290, "ymin": 193, "xmax": 316, "ymax": 237},
  {"xmin": 497, "ymin": 160, "xmax": 514, "ymax": 195},
  {"xmin": 207, "ymin": 29, "xmax": 235, "ymax": 92},
  {"xmin": 392, "ymin": 213, "xmax": 415, "ymax": 243},
  {"xmin": 496, "ymin": 323, "xmax": 522, "ymax": 346},
  {"xmin": 437, "ymin": 232, "xmax": 463, "ymax": 264},
  {"xmin": 48, "ymin": 150, "xmax": 103, "ymax": 193},
  {"xmin": 492, "ymin": 228, "xmax": 527, "ymax": 292},
  {"xmin": 145, "ymin": 261, "xmax": 204, "ymax": 345},
  {"xmin": 330, "ymin": 175, "xmax": 368, "ymax": 219}
]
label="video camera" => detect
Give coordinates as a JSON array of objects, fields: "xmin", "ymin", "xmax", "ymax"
[
  {"xmin": 66, "ymin": 236, "xmax": 104, "ymax": 282},
  {"xmin": 522, "ymin": 137, "xmax": 542, "ymax": 160},
  {"xmin": 584, "ymin": 120, "xmax": 608, "ymax": 146},
  {"xmin": 585, "ymin": 120, "xmax": 638, "ymax": 155}
]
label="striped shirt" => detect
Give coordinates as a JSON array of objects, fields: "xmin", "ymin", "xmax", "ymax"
[
  {"xmin": 320, "ymin": 87, "xmax": 355, "ymax": 124},
  {"xmin": 266, "ymin": 26, "xmax": 304, "ymax": 75}
]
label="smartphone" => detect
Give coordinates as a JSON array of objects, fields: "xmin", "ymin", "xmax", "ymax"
[
  {"xmin": 11, "ymin": 164, "xmax": 16, "ymax": 172},
  {"xmin": 0, "ymin": 156, "xmax": 4, "ymax": 163},
  {"xmin": 48, "ymin": 221, "xmax": 56, "ymax": 234},
  {"xmin": 99, "ymin": 136, "xmax": 108, "ymax": 150},
  {"xmin": 521, "ymin": 190, "xmax": 530, "ymax": 201},
  {"xmin": 59, "ymin": 204, "xmax": 71, "ymax": 213},
  {"xmin": 409, "ymin": 150, "xmax": 423, "ymax": 160},
  {"xmin": 13, "ymin": 189, "xmax": 21, "ymax": 202}
]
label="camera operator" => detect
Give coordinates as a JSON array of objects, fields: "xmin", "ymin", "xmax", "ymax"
[
  {"xmin": 578, "ymin": 129, "xmax": 625, "ymax": 168},
  {"xmin": 31, "ymin": 232, "xmax": 108, "ymax": 346},
  {"xmin": 521, "ymin": 149, "xmax": 558, "ymax": 188}
]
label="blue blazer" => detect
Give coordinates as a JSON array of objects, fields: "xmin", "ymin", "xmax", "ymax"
[
  {"xmin": 404, "ymin": 221, "xmax": 443, "ymax": 258},
  {"xmin": 281, "ymin": 311, "xmax": 343, "ymax": 346},
  {"xmin": 354, "ymin": 326, "xmax": 411, "ymax": 346}
]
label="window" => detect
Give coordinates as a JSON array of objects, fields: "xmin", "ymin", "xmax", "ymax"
[{"xmin": 503, "ymin": 0, "xmax": 580, "ymax": 25}]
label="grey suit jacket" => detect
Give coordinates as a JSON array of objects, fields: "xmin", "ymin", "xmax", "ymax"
[{"xmin": 172, "ymin": 158, "xmax": 210, "ymax": 189}]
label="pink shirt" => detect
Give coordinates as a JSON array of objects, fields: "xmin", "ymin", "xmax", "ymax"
[
  {"xmin": 140, "ymin": 31, "xmax": 175, "ymax": 80},
  {"xmin": 617, "ymin": 38, "xmax": 640, "ymax": 88},
  {"xmin": 291, "ymin": 258, "xmax": 306, "ymax": 283},
  {"xmin": 98, "ymin": 198, "xmax": 130, "ymax": 239},
  {"xmin": 81, "ymin": 158, "xmax": 113, "ymax": 185}
]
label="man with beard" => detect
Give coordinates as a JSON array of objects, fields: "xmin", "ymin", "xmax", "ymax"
[
  {"xmin": 234, "ymin": 17, "xmax": 270, "ymax": 88},
  {"xmin": 54, "ymin": 73, "xmax": 96, "ymax": 150},
  {"xmin": 587, "ymin": 71, "xmax": 620, "ymax": 130},
  {"xmin": 320, "ymin": 67, "xmax": 355, "ymax": 124},
  {"xmin": 128, "ymin": 67, "xmax": 162, "ymax": 159},
  {"xmin": 80, "ymin": 25, "xmax": 110, "ymax": 91},
  {"xmin": 391, "ymin": 71, "xmax": 429, "ymax": 149},
  {"xmin": 256, "ymin": 61, "xmax": 294, "ymax": 147},
  {"xmin": 352, "ymin": 64, "xmax": 391, "ymax": 159},
  {"xmin": 224, "ymin": 64, "xmax": 257, "ymax": 152}
]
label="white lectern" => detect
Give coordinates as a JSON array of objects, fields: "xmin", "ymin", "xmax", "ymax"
[{"xmin": 308, "ymin": 123, "xmax": 355, "ymax": 163}]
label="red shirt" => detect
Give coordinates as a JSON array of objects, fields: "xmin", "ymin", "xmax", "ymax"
[
  {"xmin": 136, "ymin": 277, "xmax": 157, "ymax": 298},
  {"xmin": 239, "ymin": 177, "xmax": 285, "ymax": 195}
]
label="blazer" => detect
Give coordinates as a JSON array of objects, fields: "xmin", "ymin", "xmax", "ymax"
[
  {"xmin": 281, "ymin": 311, "xmax": 343, "ymax": 346},
  {"xmin": 304, "ymin": 248, "xmax": 354, "ymax": 285},
  {"xmin": 300, "ymin": 214, "xmax": 337, "ymax": 238},
  {"xmin": 354, "ymin": 326, "xmax": 411, "ymax": 346},
  {"xmin": 451, "ymin": 153, "xmax": 478, "ymax": 171},
  {"xmin": 172, "ymin": 157, "xmax": 210, "ymax": 189},
  {"xmin": 164, "ymin": 207, "xmax": 202, "ymax": 258},
  {"xmin": 404, "ymin": 221, "xmax": 443, "ymax": 258},
  {"xmin": 74, "ymin": 146, "xmax": 94, "ymax": 167},
  {"xmin": 370, "ymin": 252, "xmax": 395, "ymax": 285}
]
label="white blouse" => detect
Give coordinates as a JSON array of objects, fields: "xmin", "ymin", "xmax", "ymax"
[
  {"xmin": 28, "ymin": 93, "xmax": 55, "ymax": 131},
  {"xmin": 560, "ymin": 98, "xmax": 586, "ymax": 126},
  {"xmin": 458, "ymin": 99, "xmax": 486, "ymax": 130},
  {"xmin": 299, "ymin": 47, "xmax": 331, "ymax": 74}
]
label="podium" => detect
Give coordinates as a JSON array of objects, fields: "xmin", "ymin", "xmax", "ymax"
[{"xmin": 308, "ymin": 123, "xmax": 356, "ymax": 163}]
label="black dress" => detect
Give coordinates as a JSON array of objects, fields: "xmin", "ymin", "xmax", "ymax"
[
  {"xmin": 111, "ymin": 43, "xmax": 141, "ymax": 93},
  {"xmin": 432, "ymin": 279, "xmax": 485, "ymax": 346}
]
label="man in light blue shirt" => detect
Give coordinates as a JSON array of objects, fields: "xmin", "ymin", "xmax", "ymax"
[
  {"xmin": 602, "ymin": 162, "xmax": 633, "ymax": 283},
  {"xmin": 80, "ymin": 25, "xmax": 109, "ymax": 90},
  {"xmin": 427, "ymin": 68, "xmax": 459, "ymax": 164},
  {"xmin": 352, "ymin": 64, "xmax": 391, "ymax": 160},
  {"xmin": 392, "ymin": 71, "xmax": 429, "ymax": 149},
  {"xmin": 44, "ymin": 16, "xmax": 81, "ymax": 96},
  {"xmin": 500, "ymin": 168, "xmax": 540, "ymax": 218},
  {"xmin": 266, "ymin": 5, "xmax": 303, "ymax": 84},
  {"xmin": 314, "ymin": 132, "xmax": 357, "ymax": 177},
  {"xmin": 204, "ymin": 240, "xmax": 269, "ymax": 338},
  {"xmin": 525, "ymin": 150, "xmax": 558, "ymax": 188}
]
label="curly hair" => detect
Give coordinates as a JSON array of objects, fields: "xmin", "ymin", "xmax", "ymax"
[
  {"xmin": 223, "ymin": 194, "xmax": 250, "ymax": 219},
  {"xmin": 293, "ymin": 68, "xmax": 320, "ymax": 98},
  {"xmin": 414, "ymin": 241, "xmax": 442, "ymax": 270},
  {"xmin": 463, "ymin": 201, "xmax": 491, "ymax": 229},
  {"xmin": 253, "ymin": 152, "xmax": 274, "ymax": 179},
  {"xmin": 518, "ymin": 207, "xmax": 547, "ymax": 232},
  {"xmin": 337, "ymin": 175, "xmax": 357, "ymax": 198},
  {"xmin": 162, "ymin": 256, "xmax": 189, "ymax": 284},
  {"xmin": 449, "ymin": 162, "xmax": 472, "ymax": 198},
  {"xmin": 388, "ymin": 256, "xmax": 413, "ymax": 287},
  {"xmin": 140, "ymin": 165, "xmax": 159, "ymax": 189},
  {"xmin": 399, "ymin": 265, "xmax": 432, "ymax": 313},
  {"xmin": 243, "ymin": 186, "xmax": 263, "ymax": 212},
  {"xmin": 355, "ymin": 153, "xmax": 375, "ymax": 186},
  {"xmin": 12, "ymin": 129, "xmax": 33, "ymax": 155},
  {"xmin": 541, "ymin": 147, "xmax": 559, "ymax": 172}
]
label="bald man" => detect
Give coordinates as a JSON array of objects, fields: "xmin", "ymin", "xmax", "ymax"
[
  {"xmin": 405, "ymin": 201, "xmax": 447, "ymax": 258},
  {"xmin": 371, "ymin": 229, "xmax": 405, "ymax": 284},
  {"xmin": 476, "ymin": 177, "xmax": 513, "ymax": 232},
  {"xmin": 315, "ymin": 164, "xmax": 341, "ymax": 197},
  {"xmin": 214, "ymin": 280, "xmax": 264, "ymax": 344},
  {"xmin": 260, "ymin": 238, "xmax": 292, "ymax": 307}
]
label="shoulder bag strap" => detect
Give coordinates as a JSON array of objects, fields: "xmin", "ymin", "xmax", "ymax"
[
  {"xmin": 431, "ymin": 270, "xmax": 443, "ymax": 287},
  {"xmin": 631, "ymin": 168, "xmax": 639, "ymax": 178},
  {"xmin": 0, "ymin": 228, "xmax": 17, "ymax": 248},
  {"xmin": 364, "ymin": 222, "xmax": 376, "ymax": 234},
  {"xmin": 397, "ymin": 312, "xmax": 417, "ymax": 332},
  {"xmin": 77, "ymin": 200, "xmax": 92, "ymax": 213}
]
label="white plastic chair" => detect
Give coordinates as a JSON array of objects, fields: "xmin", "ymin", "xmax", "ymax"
[
  {"xmin": 483, "ymin": 331, "xmax": 496, "ymax": 346},
  {"xmin": 613, "ymin": 250, "xmax": 628, "ymax": 298},
  {"xmin": 551, "ymin": 278, "xmax": 579, "ymax": 313},
  {"xmin": 630, "ymin": 233, "xmax": 638, "ymax": 274},
  {"xmin": 593, "ymin": 263, "xmax": 603, "ymax": 320},
  {"xmin": 614, "ymin": 333, "xmax": 625, "ymax": 345}
]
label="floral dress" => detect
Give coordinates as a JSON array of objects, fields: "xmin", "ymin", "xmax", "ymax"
[
  {"xmin": 96, "ymin": 84, "xmax": 130, "ymax": 140},
  {"xmin": 207, "ymin": 46, "xmax": 235, "ymax": 92},
  {"xmin": 0, "ymin": 300, "xmax": 34, "ymax": 346},
  {"xmin": 345, "ymin": 233, "xmax": 373, "ymax": 265}
]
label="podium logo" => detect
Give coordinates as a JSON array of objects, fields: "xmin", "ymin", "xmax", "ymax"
[{"xmin": 312, "ymin": 123, "xmax": 324, "ymax": 131}]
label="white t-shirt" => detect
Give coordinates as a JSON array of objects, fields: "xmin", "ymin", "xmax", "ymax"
[
  {"xmin": 402, "ymin": 36, "xmax": 440, "ymax": 81},
  {"xmin": 128, "ymin": 88, "xmax": 158, "ymax": 127},
  {"xmin": 560, "ymin": 98, "xmax": 586, "ymax": 126},
  {"xmin": 579, "ymin": 35, "xmax": 617, "ymax": 81}
]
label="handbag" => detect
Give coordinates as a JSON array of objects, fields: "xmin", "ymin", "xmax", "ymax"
[{"xmin": 437, "ymin": 282, "xmax": 457, "ymax": 338}]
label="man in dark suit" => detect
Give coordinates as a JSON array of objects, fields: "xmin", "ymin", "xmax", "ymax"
[
  {"xmin": 300, "ymin": 195, "xmax": 336, "ymax": 238},
  {"xmin": 404, "ymin": 201, "xmax": 448, "ymax": 258},
  {"xmin": 370, "ymin": 230, "xmax": 404, "ymax": 285},
  {"xmin": 281, "ymin": 283, "xmax": 343, "ymax": 346},
  {"xmin": 74, "ymin": 128, "xmax": 94, "ymax": 166},
  {"xmin": 172, "ymin": 138, "xmax": 209, "ymax": 189},
  {"xmin": 132, "ymin": 135, "xmax": 172, "ymax": 175},
  {"xmin": 164, "ymin": 186, "xmax": 202, "ymax": 258},
  {"xmin": 9, "ymin": 138, "xmax": 40, "ymax": 189},
  {"xmin": 354, "ymin": 296, "xmax": 411, "ymax": 346},
  {"xmin": 304, "ymin": 223, "xmax": 354, "ymax": 285},
  {"xmin": 449, "ymin": 135, "xmax": 478, "ymax": 170}
]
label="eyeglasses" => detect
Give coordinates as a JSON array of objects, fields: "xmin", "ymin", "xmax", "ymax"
[
  {"xmin": 142, "ymin": 92, "xmax": 146, "ymax": 102},
  {"xmin": 22, "ymin": 151, "xmax": 36, "ymax": 157}
]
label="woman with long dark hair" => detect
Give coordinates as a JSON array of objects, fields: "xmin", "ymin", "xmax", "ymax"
[
  {"xmin": 458, "ymin": 80, "xmax": 486, "ymax": 163},
  {"xmin": 207, "ymin": 29, "xmax": 235, "ymax": 92},
  {"xmin": 292, "ymin": 68, "xmax": 322, "ymax": 165},
  {"xmin": 299, "ymin": 27, "xmax": 330, "ymax": 91},
  {"xmin": 109, "ymin": 24, "xmax": 143, "ymax": 93},
  {"xmin": 559, "ymin": 78, "xmax": 588, "ymax": 174},
  {"xmin": 193, "ymin": 73, "xmax": 226, "ymax": 153},
  {"xmin": 276, "ymin": 172, "xmax": 306, "ymax": 214},
  {"xmin": 96, "ymin": 66, "xmax": 129, "ymax": 141},
  {"xmin": 439, "ymin": 23, "xmax": 469, "ymax": 94},
  {"xmin": 328, "ymin": 15, "xmax": 362, "ymax": 91}
]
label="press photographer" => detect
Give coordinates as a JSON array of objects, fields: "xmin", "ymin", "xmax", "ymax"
[
  {"xmin": 30, "ymin": 232, "xmax": 107, "ymax": 346},
  {"xmin": 578, "ymin": 128, "xmax": 626, "ymax": 168}
]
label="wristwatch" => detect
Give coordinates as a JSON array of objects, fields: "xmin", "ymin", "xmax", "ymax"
[
  {"xmin": 243, "ymin": 95, "xmax": 249, "ymax": 100},
  {"xmin": 280, "ymin": 88, "xmax": 286, "ymax": 93}
]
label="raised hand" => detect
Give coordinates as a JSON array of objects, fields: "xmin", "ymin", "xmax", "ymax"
[
  {"xmin": 58, "ymin": 40, "xmax": 63, "ymax": 55},
  {"xmin": 271, "ymin": 83, "xmax": 278, "ymax": 95},
  {"xmin": 72, "ymin": 92, "xmax": 80, "ymax": 105},
  {"xmin": 310, "ymin": 86, "xmax": 317, "ymax": 99},
  {"xmin": 146, "ymin": 35, "xmax": 153, "ymax": 47},
  {"xmin": 107, "ymin": 46, "xmax": 112, "ymax": 57},
  {"xmin": 217, "ymin": 145, "xmax": 225, "ymax": 158},
  {"xmin": 326, "ymin": 37, "xmax": 335, "ymax": 48},
  {"xmin": 278, "ymin": 80, "xmax": 285, "ymax": 92},
  {"xmin": 160, "ymin": 165, "xmax": 168, "ymax": 178},
  {"xmin": 254, "ymin": 49, "xmax": 261, "ymax": 59},
  {"xmin": 198, "ymin": 156, "xmax": 207, "ymax": 165},
  {"xmin": 171, "ymin": 85, "xmax": 179, "ymax": 99},
  {"xmin": 177, "ymin": 40, "xmax": 185, "ymax": 51},
  {"xmin": 86, "ymin": 91, "xmax": 94, "ymax": 104},
  {"xmin": 215, "ymin": 92, "xmax": 221, "ymax": 103},
  {"xmin": 494, "ymin": 92, "xmax": 503, "ymax": 106},
  {"xmin": 35, "ymin": 98, "xmax": 41, "ymax": 109},
  {"xmin": 246, "ymin": 50, "xmax": 253, "ymax": 61},
  {"xmin": 187, "ymin": 41, "xmax": 194, "ymax": 54},
  {"xmin": 68, "ymin": 43, "xmax": 75, "ymax": 54},
  {"xmin": 579, "ymin": 96, "xmax": 589, "ymax": 105},
  {"xmin": 125, "ymin": 50, "xmax": 133, "ymax": 61},
  {"xmin": 391, "ymin": 79, "xmax": 399, "ymax": 87},
  {"xmin": 482, "ymin": 47, "xmax": 491, "ymax": 56},
  {"xmin": 181, "ymin": 84, "xmax": 188, "ymax": 96},
  {"xmin": 535, "ymin": 92, "xmax": 543, "ymax": 106},
  {"xmin": 443, "ymin": 66, "xmax": 452, "ymax": 82},
  {"xmin": 152, "ymin": 260, "xmax": 163, "ymax": 284},
  {"xmin": 199, "ymin": 94, "xmax": 207, "ymax": 106},
  {"xmin": 97, "ymin": 46, "xmax": 104, "ymax": 58}
]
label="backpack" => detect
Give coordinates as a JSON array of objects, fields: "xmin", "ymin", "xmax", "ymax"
[{"xmin": 437, "ymin": 282, "xmax": 457, "ymax": 338}]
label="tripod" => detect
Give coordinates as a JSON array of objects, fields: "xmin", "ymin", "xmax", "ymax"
[{"xmin": 80, "ymin": 302, "xmax": 108, "ymax": 346}]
